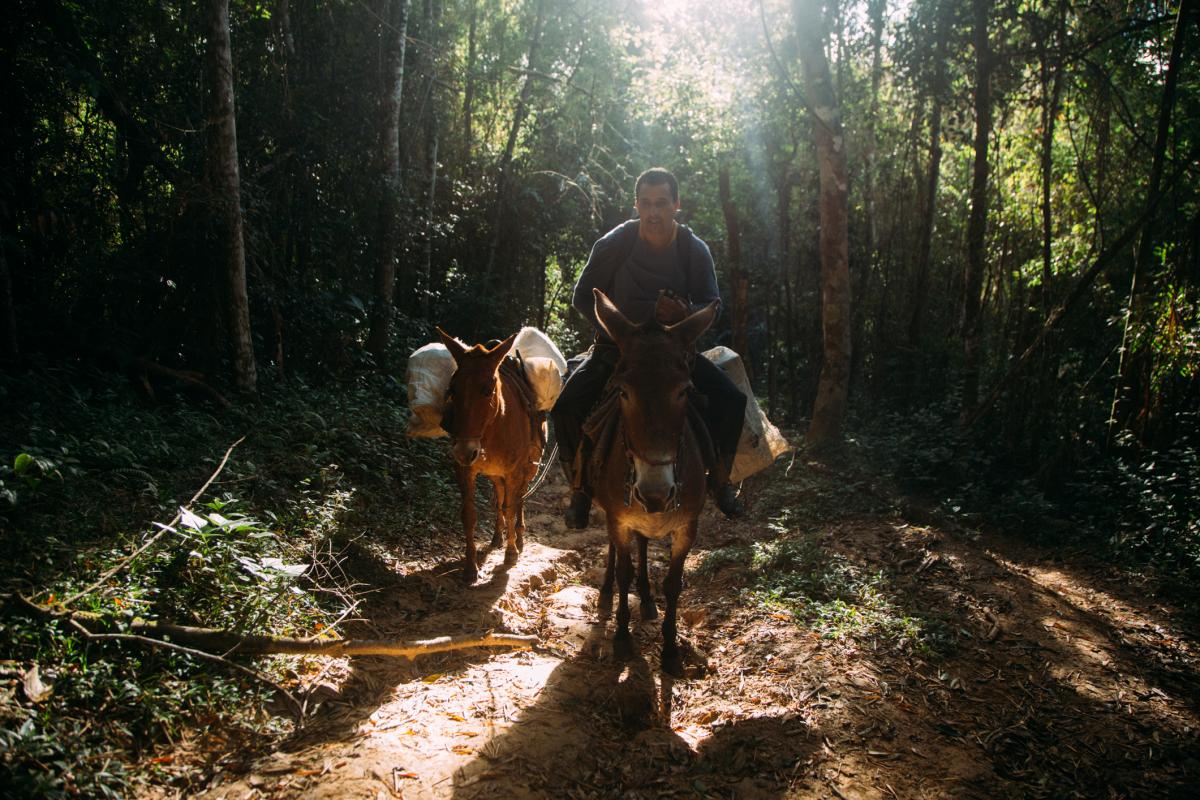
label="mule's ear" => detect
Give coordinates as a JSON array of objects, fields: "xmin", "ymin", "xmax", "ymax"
[
  {"xmin": 486, "ymin": 332, "xmax": 518, "ymax": 367},
  {"xmin": 594, "ymin": 288, "xmax": 635, "ymax": 343},
  {"xmin": 666, "ymin": 300, "xmax": 719, "ymax": 347},
  {"xmin": 436, "ymin": 327, "xmax": 467, "ymax": 362}
]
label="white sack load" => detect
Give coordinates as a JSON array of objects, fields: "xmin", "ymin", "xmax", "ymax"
[
  {"xmin": 702, "ymin": 346, "xmax": 792, "ymax": 482},
  {"xmin": 405, "ymin": 328, "xmax": 566, "ymax": 436},
  {"xmin": 513, "ymin": 327, "xmax": 566, "ymax": 412},
  {"xmin": 406, "ymin": 342, "xmax": 455, "ymax": 438},
  {"xmin": 521, "ymin": 356, "xmax": 564, "ymax": 412},
  {"xmin": 513, "ymin": 326, "xmax": 567, "ymax": 372}
]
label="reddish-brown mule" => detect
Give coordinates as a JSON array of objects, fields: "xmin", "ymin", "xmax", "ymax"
[
  {"xmin": 590, "ymin": 288, "xmax": 718, "ymax": 677},
  {"xmin": 436, "ymin": 329, "xmax": 543, "ymax": 584}
]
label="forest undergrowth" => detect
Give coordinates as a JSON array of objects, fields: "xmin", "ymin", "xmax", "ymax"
[{"xmin": 0, "ymin": 365, "xmax": 1196, "ymax": 797}]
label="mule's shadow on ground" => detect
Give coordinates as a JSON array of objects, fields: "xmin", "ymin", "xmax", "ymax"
[{"xmin": 449, "ymin": 593, "xmax": 820, "ymax": 798}]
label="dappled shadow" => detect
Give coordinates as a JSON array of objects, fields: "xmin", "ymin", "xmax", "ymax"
[{"xmin": 280, "ymin": 540, "xmax": 528, "ymax": 749}]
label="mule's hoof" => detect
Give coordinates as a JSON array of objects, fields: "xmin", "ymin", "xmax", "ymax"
[
  {"xmin": 640, "ymin": 600, "xmax": 659, "ymax": 621},
  {"xmin": 489, "ymin": 534, "xmax": 503, "ymax": 549},
  {"xmin": 461, "ymin": 565, "xmax": 478, "ymax": 585},
  {"xmin": 504, "ymin": 547, "xmax": 519, "ymax": 566},
  {"xmin": 516, "ymin": 535, "xmax": 525, "ymax": 552},
  {"xmin": 660, "ymin": 652, "xmax": 685, "ymax": 678},
  {"xmin": 614, "ymin": 635, "xmax": 634, "ymax": 661}
]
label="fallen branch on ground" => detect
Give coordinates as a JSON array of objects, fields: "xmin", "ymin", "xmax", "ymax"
[{"xmin": 18, "ymin": 596, "xmax": 537, "ymax": 659}]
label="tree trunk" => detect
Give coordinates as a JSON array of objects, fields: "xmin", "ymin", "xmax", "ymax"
[
  {"xmin": 795, "ymin": 0, "xmax": 852, "ymax": 451},
  {"xmin": 366, "ymin": 0, "xmax": 411, "ymax": 365},
  {"xmin": 0, "ymin": 237, "xmax": 17, "ymax": 367},
  {"xmin": 206, "ymin": 0, "xmax": 257, "ymax": 393},
  {"xmin": 777, "ymin": 167, "xmax": 798, "ymax": 421},
  {"xmin": 462, "ymin": 0, "xmax": 478, "ymax": 167},
  {"xmin": 1039, "ymin": 2, "xmax": 1067, "ymax": 308},
  {"xmin": 483, "ymin": 0, "xmax": 546, "ymax": 281},
  {"xmin": 907, "ymin": 0, "xmax": 947, "ymax": 351},
  {"xmin": 422, "ymin": 0, "xmax": 441, "ymax": 320},
  {"xmin": 1108, "ymin": 0, "xmax": 1194, "ymax": 442},
  {"xmin": 719, "ymin": 165, "xmax": 750, "ymax": 362},
  {"xmin": 960, "ymin": 0, "xmax": 992, "ymax": 417}
]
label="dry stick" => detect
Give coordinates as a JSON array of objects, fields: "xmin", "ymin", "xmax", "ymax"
[
  {"xmin": 22, "ymin": 599, "xmax": 536, "ymax": 659},
  {"xmin": 52, "ymin": 437, "xmax": 246, "ymax": 607}
]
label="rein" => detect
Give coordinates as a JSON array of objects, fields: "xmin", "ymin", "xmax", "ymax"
[{"xmin": 619, "ymin": 417, "xmax": 686, "ymax": 510}]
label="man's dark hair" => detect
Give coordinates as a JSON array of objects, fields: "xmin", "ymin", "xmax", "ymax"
[{"xmin": 635, "ymin": 168, "xmax": 679, "ymax": 203}]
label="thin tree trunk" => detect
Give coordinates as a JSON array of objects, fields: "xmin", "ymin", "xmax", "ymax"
[
  {"xmin": 1039, "ymin": 2, "xmax": 1067, "ymax": 308},
  {"xmin": 0, "ymin": 239, "xmax": 17, "ymax": 367},
  {"xmin": 462, "ymin": 0, "xmax": 478, "ymax": 166},
  {"xmin": 907, "ymin": 0, "xmax": 947, "ymax": 364},
  {"xmin": 1108, "ymin": 0, "xmax": 1194, "ymax": 443},
  {"xmin": 850, "ymin": 0, "xmax": 886, "ymax": 396},
  {"xmin": 960, "ymin": 0, "xmax": 992, "ymax": 417},
  {"xmin": 422, "ymin": 0, "xmax": 440, "ymax": 320},
  {"xmin": 795, "ymin": 0, "xmax": 852, "ymax": 451},
  {"xmin": 483, "ymin": 0, "xmax": 546, "ymax": 281},
  {"xmin": 778, "ymin": 168, "xmax": 797, "ymax": 421},
  {"xmin": 206, "ymin": 0, "xmax": 257, "ymax": 393},
  {"xmin": 719, "ymin": 165, "xmax": 750, "ymax": 362},
  {"xmin": 366, "ymin": 0, "xmax": 411, "ymax": 364}
]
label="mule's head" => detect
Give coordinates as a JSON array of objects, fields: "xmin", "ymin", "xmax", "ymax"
[
  {"xmin": 436, "ymin": 328, "xmax": 517, "ymax": 466},
  {"xmin": 594, "ymin": 288, "xmax": 718, "ymax": 512}
]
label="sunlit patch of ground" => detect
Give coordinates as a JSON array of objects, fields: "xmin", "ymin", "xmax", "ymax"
[{"xmin": 151, "ymin": 468, "xmax": 1199, "ymax": 799}]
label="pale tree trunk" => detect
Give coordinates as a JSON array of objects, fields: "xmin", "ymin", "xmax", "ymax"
[
  {"xmin": 366, "ymin": 0, "xmax": 411, "ymax": 364},
  {"xmin": 206, "ymin": 0, "xmax": 257, "ymax": 393},
  {"xmin": 794, "ymin": 0, "xmax": 852, "ymax": 451},
  {"xmin": 421, "ymin": 0, "xmax": 441, "ymax": 319},
  {"xmin": 719, "ymin": 165, "xmax": 750, "ymax": 362},
  {"xmin": 462, "ymin": 0, "xmax": 477, "ymax": 167},
  {"xmin": 960, "ymin": 0, "xmax": 992, "ymax": 417},
  {"xmin": 483, "ymin": 0, "xmax": 546, "ymax": 280}
]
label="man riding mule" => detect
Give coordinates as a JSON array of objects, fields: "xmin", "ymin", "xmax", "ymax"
[
  {"xmin": 551, "ymin": 167, "xmax": 747, "ymax": 528},
  {"xmin": 588, "ymin": 288, "xmax": 718, "ymax": 676}
]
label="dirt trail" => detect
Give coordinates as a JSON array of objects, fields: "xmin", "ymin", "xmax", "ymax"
[{"xmin": 185, "ymin": 471, "xmax": 1199, "ymax": 800}]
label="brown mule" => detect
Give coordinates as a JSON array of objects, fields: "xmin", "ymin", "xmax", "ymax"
[
  {"xmin": 589, "ymin": 288, "xmax": 718, "ymax": 677},
  {"xmin": 436, "ymin": 329, "xmax": 543, "ymax": 584}
]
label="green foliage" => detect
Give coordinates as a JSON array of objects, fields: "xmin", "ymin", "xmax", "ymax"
[
  {"xmin": 0, "ymin": 365, "xmax": 462, "ymax": 794},
  {"xmin": 699, "ymin": 523, "xmax": 953, "ymax": 656}
]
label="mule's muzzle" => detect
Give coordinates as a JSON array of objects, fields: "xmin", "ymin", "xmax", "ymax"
[
  {"xmin": 452, "ymin": 439, "xmax": 484, "ymax": 466},
  {"xmin": 631, "ymin": 460, "xmax": 678, "ymax": 513}
]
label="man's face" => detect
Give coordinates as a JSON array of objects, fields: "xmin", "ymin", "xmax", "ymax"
[{"xmin": 634, "ymin": 182, "xmax": 680, "ymax": 238}]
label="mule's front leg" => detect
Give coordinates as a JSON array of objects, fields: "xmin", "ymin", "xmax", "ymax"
[
  {"xmin": 495, "ymin": 477, "xmax": 519, "ymax": 566},
  {"xmin": 660, "ymin": 521, "xmax": 696, "ymax": 677},
  {"xmin": 455, "ymin": 466, "xmax": 480, "ymax": 584},
  {"xmin": 636, "ymin": 533, "xmax": 658, "ymax": 620},
  {"xmin": 489, "ymin": 489, "xmax": 503, "ymax": 549},
  {"xmin": 613, "ymin": 530, "xmax": 635, "ymax": 661},
  {"xmin": 598, "ymin": 542, "xmax": 615, "ymax": 619}
]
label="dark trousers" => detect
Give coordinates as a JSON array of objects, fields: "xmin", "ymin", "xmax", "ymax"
[{"xmin": 551, "ymin": 342, "xmax": 747, "ymax": 491}]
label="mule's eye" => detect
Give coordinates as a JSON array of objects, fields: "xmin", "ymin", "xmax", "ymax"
[
  {"xmin": 480, "ymin": 386, "xmax": 492, "ymax": 397},
  {"xmin": 618, "ymin": 387, "xmax": 628, "ymax": 400}
]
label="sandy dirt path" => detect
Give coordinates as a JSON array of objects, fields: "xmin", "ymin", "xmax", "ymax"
[{"xmin": 183, "ymin": 470, "xmax": 1200, "ymax": 800}]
